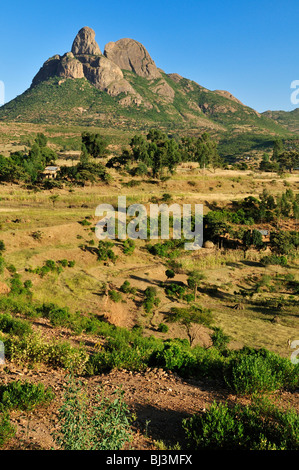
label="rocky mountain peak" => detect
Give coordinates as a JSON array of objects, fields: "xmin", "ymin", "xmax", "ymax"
[
  {"xmin": 104, "ymin": 38, "xmax": 161, "ymax": 79},
  {"xmin": 71, "ymin": 26, "xmax": 102, "ymax": 56}
]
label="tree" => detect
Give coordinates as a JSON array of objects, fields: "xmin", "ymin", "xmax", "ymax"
[
  {"xmin": 35, "ymin": 133, "xmax": 47, "ymax": 148},
  {"xmin": 269, "ymin": 231, "xmax": 295, "ymax": 255},
  {"xmin": 0, "ymin": 240, "xmax": 6, "ymax": 254},
  {"xmin": 128, "ymin": 130, "xmax": 181, "ymax": 178},
  {"xmin": 180, "ymin": 133, "xmax": 222, "ymax": 171},
  {"xmin": 167, "ymin": 305, "xmax": 213, "ymax": 346},
  {"xmin": 242, "ymin": 229, "xmax": 264, "ymax": 257},
  {"xmin": 80, "ymin": 143, "xmax": 89, "ymax": 166},
  {"xmin": 187, "ymin": 270, "xmax": 205, "ymax": 301},
  {"xmin": 165, "ymin": 269, "xmax": 175, "ymax": 281},
  {"xmin": 277, "ymin": 150, "xmax": 299, "ymax": 173},
  {"xmin": 81, "ymin": 132, "xmax": 108, "ymax": 159},
  {"xmin": 272, "ymin": 139, "xmax": 284, "ymax": 161},
  {"xmin": 49, "ymin": 195, "xmax": 59, "ymax": 207}
]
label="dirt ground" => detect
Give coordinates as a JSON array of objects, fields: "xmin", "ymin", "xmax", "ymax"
[{"xmin": 1, "ymin": 361, "xmax": 298, "ymax": 451}]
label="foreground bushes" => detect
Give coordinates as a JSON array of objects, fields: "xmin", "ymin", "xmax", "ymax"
[
  {"xmin": 0, "ymin": 413, "xmax": 15, "ymax": 448},
  {"xmin": 0, "ymin": 296, "xmax": 298, "ymax": 394},
  {"xmin": 0, "ymin": 380, "xmax": 54, "ymax": 448},
  {"xmin": 224, "ymin": 347, "xmax": 299, "ymax": 394},
  {"xmin": 52, "ymin": 377, "xmax": 132, "ymax": 450},
  {"xmin": 3, "ymin": 333, "xmax": 89, "ymax": 375},
  {"xmin": 182, "ymin": 397, "xmax": 299, "ymax": 450},
  {"xmin": 0, "ymin": 380, "xmax": 54, "ymax": 411}
]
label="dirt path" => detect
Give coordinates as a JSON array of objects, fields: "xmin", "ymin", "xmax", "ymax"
[{"xmin": 1, "ymin": 362, "xmax": 298, "ymax": 451}]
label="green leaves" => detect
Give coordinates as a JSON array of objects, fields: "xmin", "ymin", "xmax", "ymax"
[{"xmin": 52, "ymin": 377, "xmax": 132, "ymax": 450}]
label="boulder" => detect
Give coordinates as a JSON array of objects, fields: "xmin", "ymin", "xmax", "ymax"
[
  {"xmin": 71, "ymin": 26, "xmax": 102, "ymax": 56},
  {"xmin": 104, "ymin": 38, "xmax": 161, "ymax": 79},
  {"xmin": 0, "ymin": 282, "xmax": 10, "ymax": 295}
]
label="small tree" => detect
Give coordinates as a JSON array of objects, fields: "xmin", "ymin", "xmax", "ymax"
[
  {"xmin": 167, "ymin": 305, "xmax": 213, "ymax": 346},
  {"xmin": 0, "ymin": 240, "xmax": 6, "ymax": 254},
  {"xmin": 187, "ymin": 270, "xmax": 205, "ymax": 300},
  {"xmin": 49, "ymin": 194, "xmax": 59, "ymax": 207},
  {"xmin": 165, "ymin": 269, "xmax": 175, "ymax": 281}
]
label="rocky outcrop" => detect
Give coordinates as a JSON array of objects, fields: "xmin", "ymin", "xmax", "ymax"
[
  {"xmin": 104, "ymin": 38, "xmax": 161, "ymax": 79},
  {"xmin": 31, "ymin": 27, "xmax": 175, "ymax": 107},
  {"xmin": 151, "ymin": 79, "xmax": 175, "ymax": 102},
  {"xmin": 32, "ymin": 53, "xmax": 84, "ymax": 86},
  {"xmin": 214, "ymin": 90, "xmax": 244, "ymax": 105},
  {"xmin": 71, "ymin": 27, "xmax": 102, "ymax": 55},
  {"xmin": 167, "ymin": 73, "xmax": 183, "ymax": 83}
]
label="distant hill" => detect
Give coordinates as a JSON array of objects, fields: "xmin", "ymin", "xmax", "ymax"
[
  {"xmin": 262, "ymin": 108, "xmax": 299, "ymax": 134},
  {"xmin": 0, "ymin": 26, "xmax": 295, "ymax": 158}
]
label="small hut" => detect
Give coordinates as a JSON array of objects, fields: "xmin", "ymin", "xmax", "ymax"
[{"xmin": 41, "ymin": 166, "xmax": 60, "ymax": 179}]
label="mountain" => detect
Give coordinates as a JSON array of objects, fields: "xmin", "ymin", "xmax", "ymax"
[
  {"xmin": 262, "ymin": 108, "xmax": 299, "ymax": 134},
  {"xmin": 0, "ymin": 27, "xmax": 295, "ymax": 157}
]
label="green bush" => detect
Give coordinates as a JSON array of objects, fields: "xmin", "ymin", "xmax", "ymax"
[
  {"xmin": 143, "ymin": 287, "xmax": 160, "ymax": 313},
  {"xmin": 108, "ymin": 290, "xmax": 122, "ymax": 303},
  {"xmin": 4, "ymin": 333, "xmax": 89, "ymax": 374},
  {"xmin": 0, "ymin": 380, "xmax": 54, "ymax": 411},
  {"xmin": 0, "ymin": 313, "xmax": 32, "ymax": 337},
  {"xmin": 211, "ymin": 327, "xmax": 230, "ymax": 351},
  {"xmin": 0, "ymin": 412, "xmax": 15, "ymax": 448},
  {"xmin": 164, "ymin": 283, "xmax": 186, "ymax": 299},
  {"xmin": 52, "ymin": 377, "xmax": 132, "ymax": 450},
  {"xmin": 157, "ymin": 323, "xmax": 169, "ymax": 333},
  {"xmin": 261, "ymin": 254, "xmax": 288, "ymax": 266},
  {"xmin": 119, "ymin": 281, "xmax": 136, "ymax": 296},
  {"xmin": 182, "ymin": 397, "xmax": 299, "ymax": 450},
  {"xmin": 122, "ymin": 239, "xmax": 135, "ymax": 255},
  {"xmin": 40, "ymin": 303, "xmax": 74, "ymax": 328},
  {"xmin": 149, "ymin": 340, "xmax": 195, "ymax": 373},
  {"xmin": 97, "ymin": 241, "xmax": 117, "ymax": 263},
  {"xmin": 224, "ymin": 347, "xmax": 299, "ymax": 394}
]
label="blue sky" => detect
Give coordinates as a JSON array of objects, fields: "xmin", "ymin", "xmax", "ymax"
[{"xmin": 0, "ymin": 0, "xmax": 298, "ymax": 112}]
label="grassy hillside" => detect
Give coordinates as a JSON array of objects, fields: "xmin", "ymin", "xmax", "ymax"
[
  {"xmin": 262, "ymin": 108, "xmax": 299, "ymax": 134},
  {"xmin": 0, "ymin": 74, "xmax": 293, "ymax": 160}
]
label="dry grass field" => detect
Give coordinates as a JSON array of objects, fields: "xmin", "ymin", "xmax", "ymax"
[{"xmin": 0, "ymin": 125, "xmax": 298, "ymax": 451}]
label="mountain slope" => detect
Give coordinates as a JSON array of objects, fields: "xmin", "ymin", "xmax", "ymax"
[
  {"xmin": 262, "ymin": 108, "xmax": 299, "ymax": 134},
  {"xmin": 0, "ymin": 26, "xmax": 293, "ymax": 156}
]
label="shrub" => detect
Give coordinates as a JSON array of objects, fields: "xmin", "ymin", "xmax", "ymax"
[
  {"xmin": 4, "ymin": 333, "xmax": 89, "ymax": 374},
  {"xmin": 41, "ymin": 304, "xmax": 74, "ymax": 328},
  {"xmin": 157, "ymin": 323, "xmax": 169, "ymax": 333},
  {"xmin": 108, "ymin": 290, "xmax": 122, "ymax": 303},
  {"xmin": 149, "ymin": 340, "xmax": 195, "ymax": 373},
  {"xmin": 0, "ymin": 313, "xmax": 32, "ymax": 337},
  {"xmin": 52, "ymin": 377, "xmax": 132, "ymax": 450},
  {"xmin": 164, "ymin": 283, "xmax": 186, "ymax": 299},
  {"xmin": 182, "ymin": 397, "xmax": 299, "ymax": 450},
  {"xmin": 23, "ymin": 280, "xmax": 33, "ymax": 290},
  {"xmin": 58, "ymin": 259, "xmax": 68, "ymax": 267},
  {"xmin": 211, "ymin": 327, "xmax": 230, "ymax": 351},
  {"xmin": 260, "ymin": 255, "xmax": 288, "ymax": 266},
  {"xmin": 97, "ymin": 241, "xmax": 117, "ymax": 263},
  {"xmin": 0, "ymin": 412, "xmax": 15, "ymax": 448},
  {"xmin": 224, "ymin": 347, "xmax": 299, "ymax": 394},
  {"xmin": 165, "ymin": 269, "xmax": 175, "ymax": 280},
  {"xmin": 119, "ymin": 281, "xmax": 136, "ymax": 295},
  {"xmin": 0, "ymin": 380, "xmax": 54, "ymax": 411},
  {"xmin": 143, "ymin": 287, "xmax": 160, "ymax": 313},
  {"xmin": 122, "ymin": 239, "xmax": 135, "ymax": 255}
]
